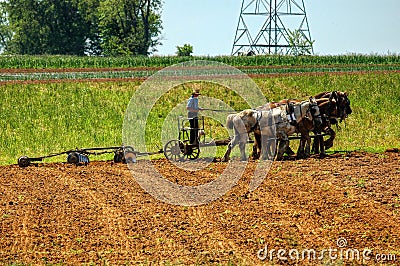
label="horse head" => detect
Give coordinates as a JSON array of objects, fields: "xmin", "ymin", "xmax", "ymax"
[
  {"xmin": 316, "ymin": 91, "xmax": 352, "ymax": 122},
  {"xmin": 337, "ymin": 91, "xmax": 352, "ymax": 120},
  {"xmin": 327, "ymin": 91, "xmax": 352, "ymax": 122}
]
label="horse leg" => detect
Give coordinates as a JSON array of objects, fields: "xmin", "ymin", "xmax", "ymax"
[
  {"xmin": 276, "ymin": 140, "xmax": 288, "ymax": 161},
  {"xmin": 319, "ymin": 135, "xmax": 326, "ymax": 158},
  {"xmin": 304, "ymin": 134, "xmax": 312, "ymax": 158},
  {"xmin": 262, "ymin": 136, "xmax": 277, "ymax": 160},
  {"xmin": 251, "ymin": 132, "xmax": 261, "ymax": 160},
  {"xmin": 297, "ymin": 125, "xmax": 309, "ymax": 159},
  {"xmin": 239, "ymin": 141, "xmax": 247, "ymax": 161},
  {"xmin": 252, "ymin": 144, "xmax": 259, "ymax": 160},
  {"xmin": 222, "ymin": 142, "xmax": 233, "ymax": 162},
  {"xmin": 222, "ymin": 134, "xmax": 239, "ymax": 162},
  {"xmin": 276, "ymin": 135, "xmax": 288, "ymax": 161},
  {"xmin": 297, "ymin": 134, "xmax": 306, "ymax": 159},
  {"xmin": 259, "ymin": 125, "xmax": 276, "ymax": 160},
  {"xmin": 316, "ymin": 131, "xmax": 326, "ymax": 158},
  {"xmin": 224, "ymin": 133, "xmax": 247, "ymax": 162},
  {"xmin": 260, "ymin": 135, "xmax": 269, "ymax": 160},
  {"xmin": 267, "ymin": 136, "xmax": 277, "ymax": 160},
  {"xmin": 324, "ymin": 127, "xmax": 336, "ymax": 150},
  {"xmin": 239, "ymin": 132, "xmax": 249, "ymax": 161},
  {"xmin": 312, "ymin": 134, "xmax": 320, "ymax": 154},
  {"xmin": 297, "ymin": 134, "xmax": 311, "ymax": 159},
  {"xmin": 285, "ymin": 145, "xmax": 296, "ymax": 156}
]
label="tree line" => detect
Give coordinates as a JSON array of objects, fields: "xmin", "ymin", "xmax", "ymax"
[{"xmin": 0, "ymin": 0, "xmax": 162, "ymax": 56}]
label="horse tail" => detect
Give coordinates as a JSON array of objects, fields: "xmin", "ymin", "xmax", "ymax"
[{"xmin": 226, "ymin": 114, "xmax": 236, "ymax": 129}]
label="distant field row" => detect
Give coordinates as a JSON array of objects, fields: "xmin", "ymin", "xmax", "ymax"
[
  {"xmin": 1, "ymin": 54, "xmax": 400, "ymax": 69},
  {"xmin": 1, "ymin": 64, "xmax": 400, "ymax": 82}
]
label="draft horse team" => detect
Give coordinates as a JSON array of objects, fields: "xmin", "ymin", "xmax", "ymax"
[{"xmin": 222, "ymin": 91, "xmax": 352, "ymax": 161}]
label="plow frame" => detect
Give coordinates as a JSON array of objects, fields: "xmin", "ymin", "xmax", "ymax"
[
  {"xmin": 17, "ymin": 145, "xmax": 163, "ymax": 168},
  {"xmin": 163, "ymin": 116, "xmax": 231, "ymax": 162}
]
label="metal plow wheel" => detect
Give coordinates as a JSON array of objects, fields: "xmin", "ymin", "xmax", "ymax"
[
  {"xmin": 17, "ymin": 156, "xmax": 31, "ymax": 168},
  {"xmin": 182, "ymin": 144, "xmax": 200, "ymax": 160},
  {"xmin": 163, "ymin": 140, "xmax": 185, "ymax": 161},
  {"xmin": 164, "ymin": 139, "xmax": 200, "ymax": 161}
]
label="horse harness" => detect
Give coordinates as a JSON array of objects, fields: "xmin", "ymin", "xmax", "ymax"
[
  {"xmin": 287, "ymin": 100, "xmax": 322, "ymax": 129},
  {"xmin": 250, "ymin": 99, "xmax": 321, "ymax": 133},
  {"xmin": 250, "ymin": 109, "xmax": 263, "ymax": 133},
  {"xmin": 286, "ymin": 102, "xmax": 298, "ymax": 126}
]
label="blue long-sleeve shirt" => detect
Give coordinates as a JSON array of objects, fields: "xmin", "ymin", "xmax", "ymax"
[{"xmin": 187, "ymin": 96, "xmax": 199, "ymax": 118}]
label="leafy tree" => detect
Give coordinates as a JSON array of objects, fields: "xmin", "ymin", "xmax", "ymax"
[
  {"xmin": 1, "ymin": 0, "xmax": 42, "ymax": 54},
  {"xmin": 0, "ymin": 0, "xmax": 162, "ymax": 56},
  {"xmin": 176, "ymin": 44, "xmax": 193, "ymax": 56},
  {"xmin": 0, "ymin": 3, "xmax": 13, "ymax": 53},
  {"xmin": 98, "ymin": 0, "xmax": 162, "ymax": 56},
  {"xmin": 0, "ymin": 0, "xmax": 94, "ymax": 55},
  {"xmin": 40, "ymin": 0, "xmax": 90, "ymax": 55},
  {"xmin": 75, "ymin": 0, "xmax": 103, "ymax": 55},
  {"xmin": 287, "ymin": 29, "xmax": 314, "ymax": 56}
]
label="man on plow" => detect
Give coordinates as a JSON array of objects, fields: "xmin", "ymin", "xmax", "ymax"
[{"xmin": 186, "ymin": 88, "xmax": 203, "ymax": 145}]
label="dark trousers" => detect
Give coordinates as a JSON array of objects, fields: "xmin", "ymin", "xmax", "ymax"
[{"xmin": 189, "ymin": 117, "xmax": 199, "ymax": 144}]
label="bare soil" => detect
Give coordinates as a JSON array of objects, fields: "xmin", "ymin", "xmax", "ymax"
[{"xmin": 1, "ymin": 152, "xmax": 399, "ymax": 265}]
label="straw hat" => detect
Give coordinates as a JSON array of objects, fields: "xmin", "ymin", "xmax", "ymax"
[{"xmin": 193, "ymin": 89, "xmax": 201, "ymax": 95}]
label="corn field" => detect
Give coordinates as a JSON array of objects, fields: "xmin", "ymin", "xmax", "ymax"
[
  {"xmin": 1, "ymin": 55, "xmax": 400, "ymax": 82},
  {"xmin": 1, "ymin": 54, "xmax": 400, "ymax": 69}
]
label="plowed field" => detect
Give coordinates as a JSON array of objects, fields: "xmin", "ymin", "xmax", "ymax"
[{"xmin": 1, "ymin": 152, "xmax": 399, "ymax": 265}]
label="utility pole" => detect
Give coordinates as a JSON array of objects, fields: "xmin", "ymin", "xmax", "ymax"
[{"xmin": 232, "ymin": 0, "xmax": 314, "ymax": 56}]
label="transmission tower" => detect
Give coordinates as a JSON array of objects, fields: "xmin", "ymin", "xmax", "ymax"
[{"xmin": 231, "ymin": 0, "xmax": 314, "ymax": 56}]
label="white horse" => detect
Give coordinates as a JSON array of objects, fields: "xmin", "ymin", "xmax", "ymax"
[
  {"xmin": 223, "ymin": 97, "xmax": 322, "ymax": 161},
  {"xmin": 223, "ymin": 110, "xmax": 260, "ymax": 161}
]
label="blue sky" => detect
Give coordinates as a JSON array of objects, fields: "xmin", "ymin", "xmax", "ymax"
[{"xmin": 155, "ymin": 0, "xmax": 400, "ymax": 56}]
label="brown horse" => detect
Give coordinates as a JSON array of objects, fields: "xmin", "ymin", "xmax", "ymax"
[
  {"xmin": 252, "ymin": 98, "xmax": 325, "ymax": 159},
  {"xmin": 312, "ymin": 91, "xmax": 352, "ymax": 153},
  {"xmin": 251, "ymin": 91, "xmax": 352, "ymax": 159},
  {"xmin": 223, "ymin": 97, "xmax": 322, "ymax": 161}
]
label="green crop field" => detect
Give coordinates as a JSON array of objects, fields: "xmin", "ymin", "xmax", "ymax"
[
  {"xmin": 1, "ymin": 54, "xmax": 400, "ymax": 69},
  {"xmin": 1, "ymin": 55, "xmax": 399, "ymax": 165}
]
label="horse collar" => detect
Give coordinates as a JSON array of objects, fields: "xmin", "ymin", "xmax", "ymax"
[
  {"xmin": 255, "ymin": 110, "xmax": 263, "ymax": 122},
  {"xmin": 250, "ymin": 110, "xmax": 262, "ymax": 132}
]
